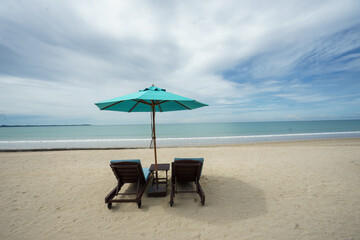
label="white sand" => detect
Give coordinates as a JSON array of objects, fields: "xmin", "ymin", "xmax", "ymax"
[{"xmin": 1, "ymin": 139, "xmax": 360, "ymax": 240}]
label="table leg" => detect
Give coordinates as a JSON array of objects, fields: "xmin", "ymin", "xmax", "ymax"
[{"xmin": 166, "ymin": 170, "xmax": 168, "ymax": 187}]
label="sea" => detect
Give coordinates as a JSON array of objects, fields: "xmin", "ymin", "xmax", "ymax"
[{"xmin": 1, "ymin": 120, "xmax": 360, "ymax": 150}]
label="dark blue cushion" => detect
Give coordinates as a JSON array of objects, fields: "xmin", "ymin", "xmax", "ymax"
[
  {"xmin": 142, "ymin": 167, "xmax": 150, "ymax": 181},
  {"xmin": 174, "ymin": 158, "xmax": 204, "ymax": 163},
  {"xmin": 110, "ymin": 159, "xmax": 141, "ymax": 164}
]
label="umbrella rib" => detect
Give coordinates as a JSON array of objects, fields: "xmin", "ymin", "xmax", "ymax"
[
  {"xmin": 155, "ymin": 100, "xmax": 168, "ymax": 112},
  {"xmin": 135, "ymin": 99, "xmax": 152, "ymax": 106},
  {"xmin": 100, "ymin": 100, "xmax": 125, "ymax": 110},
  {"xmin": 128, "ymin": 101, "xmax": 140, "ymax": 112},
  {"xmin": 174, "ymin": 101, "xmax": 191, "ymax": 110}
]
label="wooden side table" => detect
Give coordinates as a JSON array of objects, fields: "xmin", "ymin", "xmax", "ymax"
[
  {"xmin": 149, "ymin": 163, "xmax": 170, "ymax": 186},
  {"xmin": 148, "ymin": 163, "xmax": 170, "ymax": 197}
]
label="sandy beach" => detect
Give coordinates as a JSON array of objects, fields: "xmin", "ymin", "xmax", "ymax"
[{"xmin": 1, "ymin": 138, "xmax": 360, "ymax": 240}]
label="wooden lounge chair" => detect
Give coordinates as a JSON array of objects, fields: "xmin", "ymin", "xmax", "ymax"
[
  {"xmin": 170, "ymin": 158, "xmax": 205, "ymax": 207},
  {"xmin": 105, "ymin": 159, "xmax": 151, "ymax": 209}
]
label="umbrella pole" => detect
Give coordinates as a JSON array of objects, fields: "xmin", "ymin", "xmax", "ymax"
[{"xmin": 151, "ymin": 105, "xmax": 159, "ymax": 188}]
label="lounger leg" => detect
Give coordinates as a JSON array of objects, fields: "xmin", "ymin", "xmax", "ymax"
[
  {"xmin": 136, "ymin": 175, "xmax": 152, "ymax": 209},
  {"xmin": 197, "ymin": 182, "xmax": 205, "ymax": 206},
  {"xmin": 105, "ymin": 183, "xmax": 124, "ymax": 209},
  {"xmin": 105, "ymin": 186, "xmax": 117, "ymax": 203},
  {"xmin": 170, "ymin": 182, "xmax": 175, "ymax": 207},
  {"xmin": 105, "ymin": 186, "xmax": 117, "ymax": 209},
  {"xmin": 136, "ymin": 183, "xmax": 146, "ymax": 208}
]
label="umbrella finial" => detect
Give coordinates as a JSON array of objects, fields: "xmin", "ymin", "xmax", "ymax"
[{"xmin": 152, "ymin": 84, "xmax": 154, "ymax": 87}]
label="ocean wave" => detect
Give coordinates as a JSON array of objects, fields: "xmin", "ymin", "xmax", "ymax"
[
  {"xmin": 157, "ymin": 131, "xmax": 360, "ymax": 141},
  {"xmin": 1, "ymin": 131, "xmax": 360, "ymax": 144}
]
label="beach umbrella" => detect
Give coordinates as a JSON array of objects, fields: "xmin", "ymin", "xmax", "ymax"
[{"xmin": 95, "ymin": 85, "xmax": 208, "ymax": 190}]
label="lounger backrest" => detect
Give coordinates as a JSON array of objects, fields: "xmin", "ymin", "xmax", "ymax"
[
  {"xmin": 110, "ymin": 161, "xmax": 146, "ymax": 184},
  {"xmin": 172, "ymin": 160, "xmax": 202, "ymax": 183},
  {"xmin": 174, "ymin": 158, "xmax": 204, "ymax": 179}
]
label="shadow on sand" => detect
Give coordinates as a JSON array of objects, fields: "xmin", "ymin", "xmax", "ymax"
[
  {"xmin": 162, "ymin": 174, "xmax": 267, "ymax": 223},
  {"xmin": 104, "ymin": 174, "xmax": 267, "ymax": 224}
]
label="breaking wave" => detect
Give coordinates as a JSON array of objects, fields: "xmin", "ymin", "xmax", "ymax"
[{"xmin": 1, "ymin": 131, "xmax": 360, "ymax": 150}]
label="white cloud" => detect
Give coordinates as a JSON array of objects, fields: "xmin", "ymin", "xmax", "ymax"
[
  {"xmin": 0, "ymin": 0, "xmax": 359, "ymax": 124},
  {"xmin": 275, "ymin": 93, "xmax": 329, "ymax": 103}
]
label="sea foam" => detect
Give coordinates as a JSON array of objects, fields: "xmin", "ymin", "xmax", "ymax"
[{"xmin": 1, "ymin": 131, "xmax": 360, "ymax": 150}]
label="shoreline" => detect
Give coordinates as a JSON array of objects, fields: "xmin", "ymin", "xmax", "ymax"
[{"xmin": 1, "ymin": 137, "xmax": 359, "ymax": 152}]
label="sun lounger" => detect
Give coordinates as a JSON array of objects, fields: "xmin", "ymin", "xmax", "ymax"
[
  {"xmin": 105, "ymin": 159, "xmax": 151, "ymax": 209},
  {"xmin": 170, "ymin": 158, "xmax": 205, "ymax": 207}
]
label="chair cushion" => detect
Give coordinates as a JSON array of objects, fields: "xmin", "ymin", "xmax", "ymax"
[
  {"xmin": 142, "ymin": 167, "xmax": 150, "ymax": 181},
  {"xmin": 174, "ymin": 158, "xmax": 204, "ymax": 179},
  {"xmin": 174, "ymin": 158, "xmax": 204, "ymax": 163},
  {"xmin": 110, "ymin": 159, "xmax": 141, "ymax": 164}
]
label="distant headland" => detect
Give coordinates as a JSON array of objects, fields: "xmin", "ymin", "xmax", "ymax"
[{"xmin": 0, "ymin": 124, "xmax": 91, "ymax": 127}]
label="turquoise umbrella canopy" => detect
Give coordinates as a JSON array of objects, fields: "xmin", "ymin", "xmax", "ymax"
[
  {"xmin": 94, "ymin": 85, "xmax": 208, "ymax": 112},
  {"xmin": 95, "ymin": 85, "xmax": 208, "ymax": 192}
]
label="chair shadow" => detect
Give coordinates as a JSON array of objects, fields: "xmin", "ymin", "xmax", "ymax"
[{"xmin": 163, "ymin": 175, "xmax": 267, "ymax": 224}]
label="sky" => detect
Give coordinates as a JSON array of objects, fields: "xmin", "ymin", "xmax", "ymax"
[{"xmin": 0, "ymin": 0, "xmax": 360, "ymax": 125}]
